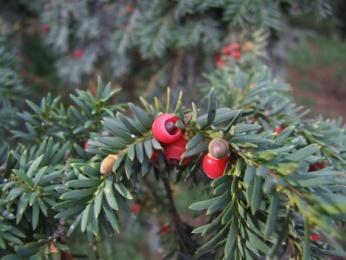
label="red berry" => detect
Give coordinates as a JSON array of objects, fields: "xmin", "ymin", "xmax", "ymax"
[
  {"xmin": 158, "ymin": 224, "xmax": 171, "ymax": 234},
  {"xmin": 310, "ymin": 233, "xmax": 322, "ymax": 241},
  {"xmin": 40, "ymin": 24, "xmax": 50, "ymax": 33},
  {"xmin": 216, "ymin": 55, "xmax": 225, "ymax": 68},
  {"xmin": 202, "ymin": 153, "xmax": 228, "ymax": 179},
  {"xmin": 221, "ymin": 43, "xmax": 241, "ymax": 56},
  {"xmin": 163, "ymin": 135, "xmax": 191, "ymax": 165},
  {"xmin": 125, "ymin": 4, "xmax": 135, "ymax": 13},
  {"xmin": 72, "ymin": 49, "xmax": 84, "ymax": 59},
  {"xmin": 308, "ymin": 162, "xmax": 326, "ymax": 172},
  {"xmin": 130, "ymin": 203, "xmax": 141, "ymax": 214},
  {"xmin": 208, "ymin": 138, "xmax": 229, "ymax": 159},
  {"xmin": 274, "ymin": 125, "xmax": 284, "ymax": 135},
  {"xmin": 152, "ymin": 113, "xmax": 183, "ymax": 144},
  {"xmin": 83, "ymin": 140, "xmax": 89, "ymax": 151},
  {"xmin": 231, "ymin": 51, "xmax": 241, "ymax": 61}
]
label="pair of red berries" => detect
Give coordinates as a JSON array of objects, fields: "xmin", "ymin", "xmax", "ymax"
[
  {"xmin": 152, "ymin": 113, "xmax": 229, "ymax": 179},
  {"xmin": 216, "ymin": 43, "xmax": 242, "ymax": 68},
  {"xmin": 221, "ymin": 43, "xmax": 241, "ymax": 60},
  {"xmin": 202, "ymin": 138, "xmax": 229, "ymax": 179},
  {"xmin": 151, "ymin": 113, "xmax": 189, "ymax": 165}
]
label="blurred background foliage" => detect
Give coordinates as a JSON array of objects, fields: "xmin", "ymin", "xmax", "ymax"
[
  {"xmin": 0, "ymin": 0, "xmax": 345, "ymax": 259},
  {"xmin": 0, "ymin": 0, "xmax": 344, "ymax": 102}
]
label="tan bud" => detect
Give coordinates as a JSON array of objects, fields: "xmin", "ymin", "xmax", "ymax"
[
  {"xmin": 242, "ymin": 41, "xmax": 254, "ymax": 52},
  {"xmin": 100, "ymin": 154, "xmax": 118, "ymax": 175},
  {"xmin": 208, "ymin": 138, "xmax": 229, "ymax": 159},
  {"xmin": 49, "ymin": 242, "xmax": 59, "ymax": 254}
]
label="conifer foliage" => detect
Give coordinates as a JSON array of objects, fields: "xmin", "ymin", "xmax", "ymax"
[
  {"xmin": 36, "ymin": 0, "xmax": 330, "ymax": 87},
  {"xmin": 1, "ymin": 64, "xmax": 345, "ymax": 259},
  {"xmin": 0, "ymin": 0, "xmax": 345, "ymax": 259},
  {"xmin": 0, "ymin": 47, "xmax": 25, "ymax": 163}
]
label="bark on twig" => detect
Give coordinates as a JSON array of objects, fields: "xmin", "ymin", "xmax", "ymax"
[{"xmin": 160, "ymin": 171, "xmax": 196, "ymax": 255}]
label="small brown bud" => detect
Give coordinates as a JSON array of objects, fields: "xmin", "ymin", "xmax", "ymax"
[
  {"xmin": 49, "ymin": 242, "xmax": 59, "ymax": 254},
  {"xmin": 242, "ymin": 41, "xmax": 254, "ymax": 52},
  {"xmin": 208, "ymin": 138, "xmax": 229, "ymax": 159},
  {"xmin": 100, "ymin": 154, "xmax": 118, "ymax": 175}
]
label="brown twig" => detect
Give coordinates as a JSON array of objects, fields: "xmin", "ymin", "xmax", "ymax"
[
  {"xmin": 160, "ymin": 170, "xmax": 195, "ymax": 254},
  {"xmin": 91, "ymin": 239, "xmax": 101, "ymax": 260}
]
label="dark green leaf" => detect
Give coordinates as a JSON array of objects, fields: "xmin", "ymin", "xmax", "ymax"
[
  {"xmin": 94, "ymin": 191, "xmax": 103, "ymax": 218},
  {"xmin": 114, "ymin": 183, "xmax": 132, "ymax": 200},
  {"xmin": 250, "ymin": 175, "xmax": 262, "ymax": 214},
  {"xmin": 31, "ymin": 202, "xmax": 40, "ymax": 230},
  {"xmin": 224, "ymin": 220, "xmax": 237, "ymax": 258},
  {"xmin": 65, "ymin": 179, "xmax": 101, "ymax": 188},
  {"xmin": 204, "ymin": 88, "xmax": 217, "ymax": 128},
  {"xmin": 264, "ymin": 192, "xmax": 279, "ymax": 239},
  {"xmin": 103, "ymin": 205, "xmax": 119, "ymax": 233},
  {"xmin": 104, "ymin": 179, "xmax": 118, "ymax": 210},
  {"xmin": 16, "ymin": 193, "xmax": 30, "ymax": 224},
  {"xmin": 135, "ymin": 143, "xmax": 144, "ymax": 163},
  {"xmin": 196, "ymin": 225, "xmax": 228, "ymax": 255},
  {"xmin": 60, "ymin": 188, "xmax": 95, "ymax": 200},
  {"xmin": 207, "ymin": 192, "xmax": 230, "ymax": 215},
  {"xmin": 129, "ymin": 103, "xmax": 152, "ymax": 129},
  {"xmin": 190, "ymin": 196, "xmax": 220, "ymax": 211},
  {"xmin": 182, "ymin": 142, "xmax": 208, "ymax": 158},
  {"xmin": 186, "ymin": 134, "xmax": 203, "ymax": 150}
]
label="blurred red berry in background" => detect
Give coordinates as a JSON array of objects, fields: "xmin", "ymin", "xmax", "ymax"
[
  {"xmin": 125, "ymin": 5, "xmax": 135, "ymax": 13},
  {"xmin": 158, "ymin": 224, "xmax": 171, "ymax": 235},
  {"xmin": 308, "ymin": 162, "xmax": 326, "ymax": 172},
  {"xmin": 310, "ymin": 233, "xmax": 322, "ymax": 241},
  {"xmin": 130, "ymin": 203, "xmax": 141, "ymax": 214},
  {"xmin": 72, "ymin": 49, "xmax": 84, "ymax": 59},
  {"xmin": 40, "ymin": 23, "xmax": 50, "ymax": 33}
]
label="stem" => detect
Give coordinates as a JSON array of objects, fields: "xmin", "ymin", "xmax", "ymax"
[
  {"xmin": 160, "ymin": 170, "xmax": 195, "ymax": 254},
  {"xmin": 92, "ymin": 239, "xmax": 101, "ymax": 260}
]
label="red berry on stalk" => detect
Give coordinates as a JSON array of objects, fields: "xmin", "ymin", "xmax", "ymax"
[
  {"xmin": 163, "ymin": 136, "xmax": 190, "ymax": 165},
  {"xmin": 130, "ymin": 203, "xmax": 141, "ymax": 214},
  {"xmin": 310, "ymin": 233, "xmax": 322, "ymax": 241},
  {"xmin": 72, "ymin": 49, "xmax": 84, "ymax": 59},
  {"xmin": 152, "ymin": 113, "xmax": 183, "ymax": 144},
  {"xmin": 202, "ymin": 153, "xmax": 228, "ymax": 179},
  {"xmin": 308, "ymin": 162, "xmax": 326, "ymax": 172}
]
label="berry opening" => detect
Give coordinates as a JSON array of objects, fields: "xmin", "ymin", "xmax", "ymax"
[{"xmin": 164, "ymin": 120, "xmax": 178, "ymax": 135}]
